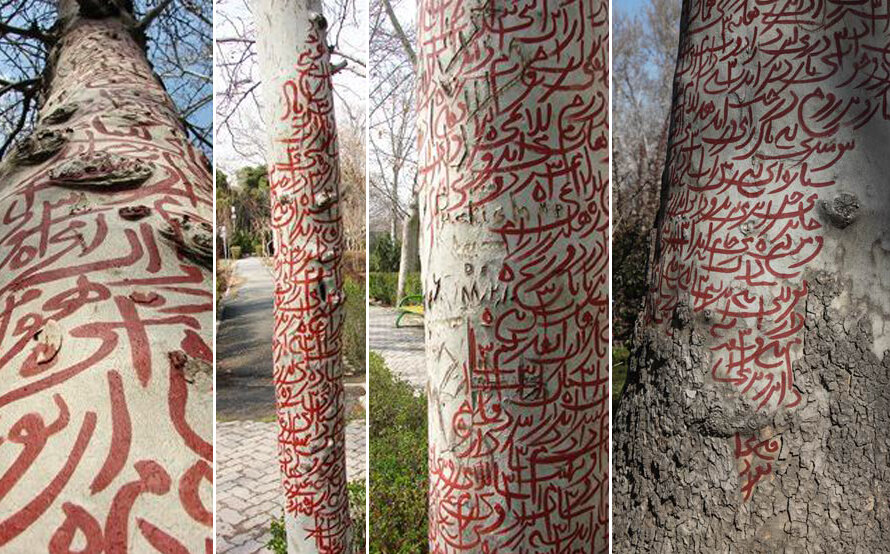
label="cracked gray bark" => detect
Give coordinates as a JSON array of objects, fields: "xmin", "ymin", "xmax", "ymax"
[{"xmin": 613, "ymin": 1, "xmax": 890, "ymax": 551}]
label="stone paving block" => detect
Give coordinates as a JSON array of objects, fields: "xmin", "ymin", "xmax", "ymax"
[
  {"xmin": 218, "ymin": 507, "xmax": 243, "ymax": 526},
  {"xmin": 369, "ymin": 306, "xmax": 427, "ymax": 390},
  {"xmin": 216, "ymin": 418, "xmax": 366, "ymax": 548},
  {"xmin": 227, "ymin": 539, "xmax": 263, "ymax": 554}
]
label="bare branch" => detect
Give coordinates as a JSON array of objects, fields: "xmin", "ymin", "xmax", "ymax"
[
  {"xmin": 138, "ymin": 0, "xmax": 175, "ymax": 30},
  {"xmin": 381, "ymin": 0, "xmax": 415, "ymax": 65}
]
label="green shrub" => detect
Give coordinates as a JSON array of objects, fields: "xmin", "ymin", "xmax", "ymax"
[
  {"xmin": 348, "ymin": 481, "xmax": 367, "ymax": 552},
  {"xmin": 369, "ymin": 352, "xmax": 428, "ymax": 553},
  {"xmin": 266, "ymin": 517, "xmax": 286, "ymax": 554},
  {"xmin": 368, "ymin": 272, "xmax": 422, "ymax": 306},
  {"xmin": 343, "ymin": 277, "xmax": 366, "ymax": 371},
  {"xmin": 370, "ymin": 234, "xmax": 401, "ymax": 272},
  {"xmin": 231, "ymin": 230, "xmax": 256, "ymax": 256}
]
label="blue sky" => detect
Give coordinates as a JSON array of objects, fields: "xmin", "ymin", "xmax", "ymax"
[{"xmin": 615, "ymin": 0, "xmax": 650, "ymax": 17}]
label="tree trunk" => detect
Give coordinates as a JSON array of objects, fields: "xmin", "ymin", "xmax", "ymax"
[
  {"xmin": 395, "ymin": 193, "xmax": 418, "ymax": 302},
  {"xmin": 0, "ymin": 2, "xmax": 213, "ymax": 552},
  {"xmin": 416, "ymin": 1, "xmax": 610, "ymax": 551},
  {"xmin": 614, "ymin": 2, "xmax": 890, "ymax": 551},
  {"xmin": 254, "ymin": 1, "xmax": 351, "ymax": 552},
  {"xmin": 390, "ymin": 172, "xmax": 400, "ymax": 240}
]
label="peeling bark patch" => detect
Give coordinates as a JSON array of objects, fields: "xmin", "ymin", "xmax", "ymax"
[
  {"xmin": 168, "ymin": 350, "xmax": 212, "ymax": 392},
  {"xmin": 820, "ymin": 193, "xmax": 860, "ymax": 229},
  {"xmin": 129, "ymin": 291, "xmax": 160, "ymax": 305},
  {"xmin": 33, "ymin": 320, "xmax": 63, "ymax": 365},
  {"xmin": 313, "ymin": 189, "xmax": 336, "ymax": 210},
  {"xmin": 615, "ymin": 271, "xmax": 890, "ymax": 551},
  {"xmin": 159, "ymin": 218, "xmax": 213, "ymax": 269},
  {"xmin": 49, "ymin": 151, "xmax": 152, "ymax": 188},
  {"xmin": 41, "ymin": 104, "xmax": 78, "ymax": 125},
  {"xmin": 13, "ymin": 129, "xmax": 70, "ymax": 164},
  {"xmin": 119, "ymin": 205, "xmax": 151, "ymax": 220}
]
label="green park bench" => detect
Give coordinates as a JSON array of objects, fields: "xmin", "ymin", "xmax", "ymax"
[{"xmin": 395, "ymin": 295, "xmax": 424, "ymax": 328}]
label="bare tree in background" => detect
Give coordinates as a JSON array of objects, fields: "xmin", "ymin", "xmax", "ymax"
[
  {"xmin": 369, "ymin": 0, "xmax": 417, "ymax": 300},
  {"xmin": 0, "ymin": 0, "xmax": 211, "ymax": 151},
  {"xmin": 0, "ymin": 0, "xmax": 213, "ymax": 550},
  {"xmin": 611, "ymin": 0, "xmax": 681, "ymax": 343},
  {"xmin": 215, "ymin": 0, "xmax": 366, "ymax": 162},
  {"xmin": 214, "ymin": 0, "xmax": 366, "ymax": 258}
]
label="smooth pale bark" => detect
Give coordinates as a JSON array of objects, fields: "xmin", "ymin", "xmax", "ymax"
[
  {"xmin": 0, "ymin": 2, "xmax": 213, "ymax": 551},
  {"xmin": 416, "ymin": 1, "xmax": 610, "ymax": 552},
  {"xmin": 395, "ymin": 194, "xmax": 418, "ymax": 302},
  {"xmin": 614, "ymin": 1, "xmax": 890, "ymax": 550},
  {"xmin": 254, "ymin": 1, "xmax": 350, "ymax": 552}
]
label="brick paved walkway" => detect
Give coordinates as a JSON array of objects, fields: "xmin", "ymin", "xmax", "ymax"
[
  {"xmin": 216, "ymin": 419, "xmax": 367, "ymax": 553},
  {"xmin": 369, "ymin": 305, "xmax": 427, "ymax": 390}
]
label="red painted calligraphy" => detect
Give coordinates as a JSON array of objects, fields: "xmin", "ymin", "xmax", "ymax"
[
  {"xmin": 417, "ymin": 1, "xmax": 610, "ymax": 551},
  {"xmin": 0, "ymin": 18, "xmax": 213, "ymax": 551},
  {"xmin": 267, "ymin": 22, "xmax": 350, "ymax": 554},
  {"xmin": 646, "ymin": 0, "xmax": 890, "ymax": 498}
]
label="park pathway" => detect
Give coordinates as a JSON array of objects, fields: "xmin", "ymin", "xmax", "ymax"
[
  {"xmin": 216, "ymin": 258, "xmax": 366, "ymax": 553},
  {"xmin": 369, "ymin": 305, "xmax": 427, "ymax": 390}
]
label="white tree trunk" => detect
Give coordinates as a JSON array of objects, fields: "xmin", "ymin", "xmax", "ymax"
[
  {"xmin": 614, "ymin": 1, "xmax": 890, "ymax": 550},
  {"xmin": 416, "ymin": 1, "xmax": 610, "ymax": 551},
  {"xmin": 254, "ymin": 1, "xmax": 351, "ymax": 552},
  {"xmin": 395, "ymin": 194, "xmax": 418, "ymax": 302},
  {"xmin": 0, "ymin": 4, "xmax": 213, "ymax": 552}
]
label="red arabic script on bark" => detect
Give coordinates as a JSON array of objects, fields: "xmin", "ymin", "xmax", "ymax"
[
  {"xmin": 268, "ymin": 25, "xmax": 350, "ymax": 554},
  {"xmin": 646, "ymin": 0, "xmax": 890, "ymax": 499}
]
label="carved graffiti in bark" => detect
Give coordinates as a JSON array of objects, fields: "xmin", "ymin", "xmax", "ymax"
[{"xmin": 417, "ymin": 1, "xmax": 610, "ymax": 551}]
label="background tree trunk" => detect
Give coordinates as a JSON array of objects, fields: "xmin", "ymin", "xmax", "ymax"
[
  {"xmin": 0, "ymin": 1, "xmax": 213, "ymax": 551},
  {"xmin": 614, "ymin": 1, "xmax": 890, "ymax": 551},
  {"xmin": 395, "ymin": 193, "xmax": 417, "ymax": 302},
  {"xmin": 254, "ymin": 0, "xmax": 351, "ymax": 552},
  {"xmin": 416, "ymin": 0, "xmax": 610, "ymax": 551},
  {"xmin": 390, "ymin": 170, "xmax": 400, "ymax": 239}
]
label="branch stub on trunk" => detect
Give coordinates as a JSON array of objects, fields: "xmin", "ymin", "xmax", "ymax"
[{"xmin": 50, "ymin": 151, "xmax": 152, "ymax": 188}]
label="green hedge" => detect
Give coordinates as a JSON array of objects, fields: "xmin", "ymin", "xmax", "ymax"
[
  {"xmin": 343, "ymin": 277, "xmax": 366, "ymax": 371},
  {"xmin": 369, "ymin": 352, "xmax": 428, "ymax": 553},
  {"xmin": 368, "ymin": 272, "xmax": 422, "ymax": 306},
  {"xmin": 370, "ymin": 233, "xmax": 401, "ymax": 272}
]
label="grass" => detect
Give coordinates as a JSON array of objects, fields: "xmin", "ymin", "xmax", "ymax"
[{"xmin": 369, "ymin": 352, "xmax": 428, "ymax": 553}]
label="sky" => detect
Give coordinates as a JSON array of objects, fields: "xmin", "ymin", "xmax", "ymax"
[
  {"xmin": 214, "ymin": 0, "xmax": 368, "ymax": 175},
  {"xmin": 0, "ymin": 0, "xmax": 212, "ymax": 153},
  {"xmin": 615, "ymin": 0, "xmax": 650, "ymax": 16}
]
